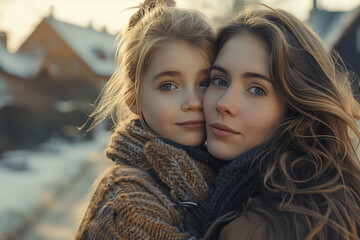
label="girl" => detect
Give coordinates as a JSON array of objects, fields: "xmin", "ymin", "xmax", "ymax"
[
  {"xmin": 202, "ymin": 3, "xmax": 360, "ymax": 240},
  {"xmin": 75, "ymin": 0, "xmax": 220, "ymax": 239}
]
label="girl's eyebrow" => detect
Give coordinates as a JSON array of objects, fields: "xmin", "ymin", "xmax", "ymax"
[
  {"xmin": 153, "ymin": 71, "xmax": 180, "ymax": 81},
  {"xmin": 153, "ymin": 69, "xmax": 210, "ymax": 81},
  {"xmin": 210, "ymin": 65, "xmax": 270, "ymax": 82},
  {"xmin": 199, "ymin": 69, "xmax": 210, "ymax": 76}
]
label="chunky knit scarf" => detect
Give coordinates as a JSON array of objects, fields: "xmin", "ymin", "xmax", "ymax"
[
  {"xmin": 202, "ymin": 146, "xmax": 264, "ymax": 232},
  {"xmin": 106, "ymin": 120, "xmax": 216, "ymax": 203},
  {"xmin": 75, "ymin": 119, "xmax": 216, "ymax": 240},
  {"xmin": 161, "ymin": 138, "xmax": 228, "ymax": 173}
]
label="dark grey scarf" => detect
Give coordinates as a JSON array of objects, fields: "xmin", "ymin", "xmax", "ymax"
[{"xmin": 202, "ymin": 146, "xmax": 264, "ymax": 232}]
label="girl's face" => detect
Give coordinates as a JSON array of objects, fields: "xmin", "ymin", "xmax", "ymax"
[
  {"xmin": 204, "ymin": 32, "xmax": 285, "ymax": 160},
  {"xmin": 138, "ymin": 40, "xmax": 210, "ymax": 146}
]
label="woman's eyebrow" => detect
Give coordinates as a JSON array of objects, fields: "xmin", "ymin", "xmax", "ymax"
[
  {"xmin": 209, "ymin": 65, "xmax": 229, "ymax": 75},
  {"xmin": 243, "ymin": 72, "xmax": 270, "ymax": 82},
  {"xmin": 210, "ymin": 65, "xmax": 270, "ymax": 82}
]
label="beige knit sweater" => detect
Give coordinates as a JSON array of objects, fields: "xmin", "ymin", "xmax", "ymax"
[{"xmin": 75, "ymin": 120, "xmax": 215, "ymax": 240}]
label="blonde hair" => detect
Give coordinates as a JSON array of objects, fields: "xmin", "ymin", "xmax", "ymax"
[
  {"xmin": 217, "ymin": 4, "xmax": 360, "ymax": 239},
  {"xmin": 86, "ymin": 0, "xmax": 215, "ymax": 130}
]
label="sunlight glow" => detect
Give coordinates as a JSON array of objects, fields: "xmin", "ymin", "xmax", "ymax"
[{"xmin": 0, "ymin": 0, "xmax": 359, "ymax": 52}]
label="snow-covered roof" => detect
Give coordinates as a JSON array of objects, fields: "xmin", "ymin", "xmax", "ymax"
[
  {"xmin": 0, "ymin": 41, "xmax": 43, "ymax": 79},
  {"xmin": 47, "ymin": 17, "xmax": 117, "ymax": 77}
]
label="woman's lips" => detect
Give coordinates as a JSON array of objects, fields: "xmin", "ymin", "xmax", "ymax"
[
  {"xmin": 210, "ymin": 123, "xmax": 240, "ymax": 137},
  {"xmin": 177, "ymin": 120, "xmax": 204, "ymax": 129}
]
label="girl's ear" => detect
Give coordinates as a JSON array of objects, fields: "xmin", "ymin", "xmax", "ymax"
[
  {"xmin": 126, "ymin": 97, "xmax": 139, "ymax": 115},
  {"xmin": 130, "ymin": 104, "xmax": 139, "ymax": 115}
]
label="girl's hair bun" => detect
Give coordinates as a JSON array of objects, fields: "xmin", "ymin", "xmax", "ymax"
[
  {"xmin": 141, "ymin": 0, "xmax": 176, "ymax": 10},
  {"xmin": 128, "ymin": 0, "xmax": 176, "ymax": 30}
]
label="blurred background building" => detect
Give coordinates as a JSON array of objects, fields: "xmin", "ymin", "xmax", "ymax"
[
  {"xmin": 309, "ymin": 0, "xmax": 360, "ymax": 94},
  {"xmin": 0, "ymin": 8, "xmax": 116, "ymax": 155}
]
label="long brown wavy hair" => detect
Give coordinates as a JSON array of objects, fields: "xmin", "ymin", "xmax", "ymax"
[
  {"xmin": 84, "ymin": 0, "xmax": 215, "ymax": 131},
  {"xmin": 217, "ymin": 4, "xmax": 360, "ymax": 240}
]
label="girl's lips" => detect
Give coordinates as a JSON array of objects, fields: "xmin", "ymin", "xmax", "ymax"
[
  {"xmin": 177, "ymin": 120, "xmax": 204, "ymax": 129},
  {"xmin": 210, "ymin": 123, "xmax": 239, "ymax": 137}
]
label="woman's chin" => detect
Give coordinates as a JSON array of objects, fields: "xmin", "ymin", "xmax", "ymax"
[{"xmin": 206, "ymin": 140, "xmax": 237, "ymax": 161}]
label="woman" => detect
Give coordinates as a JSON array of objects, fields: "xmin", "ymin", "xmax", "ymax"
[{"xmin": 202, "ymin": 4, "xmax": 360, "ymax": 240}]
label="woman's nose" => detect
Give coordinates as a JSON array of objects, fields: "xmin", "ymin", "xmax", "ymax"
[{"xmin": 216, "ymin": 89, "xmax": 238, "ymax": 117}]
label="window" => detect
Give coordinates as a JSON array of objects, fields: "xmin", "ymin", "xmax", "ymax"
[{"xmin": 92, "ymin": 47, "xmax": 106, "ymax": 59}]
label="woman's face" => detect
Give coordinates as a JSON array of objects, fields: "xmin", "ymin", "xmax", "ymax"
[{"xmin": 204, "ymin": 32, "xmax": 285, "ymax": 160}]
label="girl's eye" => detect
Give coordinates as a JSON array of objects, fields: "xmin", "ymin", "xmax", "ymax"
[
  {"xmin": 211, "ymin": 77, "xmax": 228, "ymax": 87},
  {"xmin": 159, "ymin": 83, "xmax": 176, "ymax": 91},
  {"xmin": 249, "ymin": 86, "xmax": 266, "ymax": 96},
  {"xmin": 199, "ymin": 79, "xmax": 210, "ymax": 88}
]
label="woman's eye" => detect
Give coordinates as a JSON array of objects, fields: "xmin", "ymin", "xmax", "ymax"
[
  {"xmin": 249, "ymin": 86, "xmax": 266, "ymax": 96},
  {"xmin": 159, "ymin": 83, "xmax": 176, "ymax": 91},
  {"xmin": 211, "ymin": 78, "xmax": 228, "ymax": 87},
  {"xmin": 199, "ymin": 79, "xmax": 210, "ymax": 88}
]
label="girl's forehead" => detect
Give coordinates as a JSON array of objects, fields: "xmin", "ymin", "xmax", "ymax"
[{"xmin": 142, "ymin": 40, "xmax": 210, "ymax": 79}]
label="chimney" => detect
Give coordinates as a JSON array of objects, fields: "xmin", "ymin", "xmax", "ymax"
[
  {"xmin": 49, "ymin": 5, "xmax": 54, "ymax": 18},
  {"xmin": 0, "ymin": 32, "xmax": 7, "ymax": 49},
  {"xmin": 309, "ymin": 0, "xmax": 318, "ymax": 28},
  {"xmin": 313, "ymin": 0, "xmax": 318, "ymax": 10},
  {"xmin": 101, "ymin": 26, "xmax": 107, "ymax": 33},
  {"xmin": 88, "ymin": 20, "xmax": 94, "ymax": 29}
]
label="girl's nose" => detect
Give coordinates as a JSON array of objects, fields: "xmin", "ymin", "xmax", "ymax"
[{"xmin": 182, "ymin": 90, "xmax": 203, "ymax": 112}]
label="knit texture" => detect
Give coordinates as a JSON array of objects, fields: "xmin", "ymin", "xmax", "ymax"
[
  {"xmin": 161, "ymin": 138, "xmax": 228, "ymax": 173},
  {"xmin": 75, "ymin": 120, "xmax": 215, "ymax": 240},
  {"xmin": 202, "ymin": 146, "xmax": 263, "ymax": 233}
]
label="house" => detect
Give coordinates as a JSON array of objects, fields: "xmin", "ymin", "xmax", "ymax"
[
  {"xmin": 18, "ymin": 13, "xmax": 116, "ymax": 82},
  {"xmin": 309, "ymin": 0, "xmax": 360, "ymax": 89},
  {"xmin": 17, "ymin": 14, "xmax": 117, "ymax": 103},
  {"xmin": 0, "ymin": 37, "xmax": 50, "ymax": 153},
  {"xmin": 18, "ymin": 15, "xmax": 115, "ymax": 105},
  {"xmin": 0, "ymin": 14, "xmax": 117, "ymax": 154},
  {"xmin": 0, "ymin": 37, "xmax": 44, "ymax": 109},
  {"xmin": 18, "ymin": 14, "xmax": 118, "ymax": 136}
]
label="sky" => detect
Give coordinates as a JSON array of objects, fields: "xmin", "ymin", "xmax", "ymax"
[{"xmin": 0, "ymin": 0, "xmax": 359, "ymax": 52}]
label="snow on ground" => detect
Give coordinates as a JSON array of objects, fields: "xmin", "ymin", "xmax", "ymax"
[{"xmin": 0, "ymin": 130, "xmax": 110, "ymax": 239}]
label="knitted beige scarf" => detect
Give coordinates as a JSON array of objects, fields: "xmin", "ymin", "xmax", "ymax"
[
  {"xmin": 106, "ymin": 120, "xmax": 215, "ymax": 203},
  {"xmin": 75, "ymin": 120, "xmax": 215, "ymax": 240}
]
